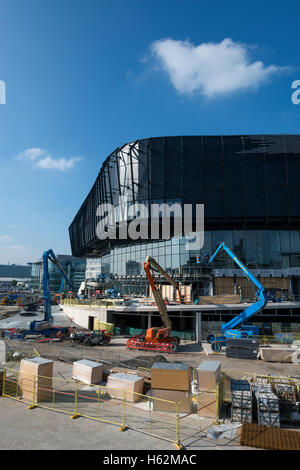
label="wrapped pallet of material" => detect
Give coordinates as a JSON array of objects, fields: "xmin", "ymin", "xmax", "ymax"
[
  {"xmin": 19, "ymin": 357, "xmax": 53, "ymax": 403},
  {"xmin": 197, "ymin": 392, "xmax": 217, "ymax": 418},
  {"xmin": 260, "ymin": 347, "xmax": 298, "ymax": 363},
  {"xmin": 151, "ymin": 389, "xmax": 193, "ymax": 413},
  {"xmin": 231, "ymin": 407, "xmax": 252, "ymax": 423},
  {"xmin": 72, "ymin": 359, "xmax": 103, "ymax": 384},
  {"xmin": 151, "ymin": 362, "xmax": 191, "ymax": 391},
  {"xmin": 106, "ymin": 373, "xmax": 144, "ymax": 403},
  {"xmin": 197, "ymin": 361, "xmax": 221, "ymax": 391}
]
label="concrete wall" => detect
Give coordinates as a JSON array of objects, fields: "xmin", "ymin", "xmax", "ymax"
[{"xmin": 61, "ymin": 304, "xmax": 110, "ymax": 329}]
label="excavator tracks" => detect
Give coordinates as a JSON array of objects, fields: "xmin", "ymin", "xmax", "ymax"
[{"xmin": 126, "ymin": 337, "xmax": 178, "ymax": 353}]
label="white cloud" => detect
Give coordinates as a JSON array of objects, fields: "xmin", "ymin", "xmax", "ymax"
[
  {"xmin": 0, "ymin": 235, "xmax": 13, "ymax": 242},
  {"xmin": 17, "ymin": 148, "xmax": 82, "ymax": 171},
  {"xmin": 36, "ymin": 156, "xmax": 81, "ymax": 171},
  {"xmin": 151, "ymin": 38, "xmax": 289, "ymax": 98},
  {"xmin": 17, "ymin": 148, "xmax": 47, "ymax": 160}
]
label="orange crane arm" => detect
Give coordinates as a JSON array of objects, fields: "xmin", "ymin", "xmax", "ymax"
[{"xmin": 144, "ymin": 256, "xmax": 181, "ymax": 331}]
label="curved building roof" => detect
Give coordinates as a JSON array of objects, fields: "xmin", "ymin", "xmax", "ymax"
[{"xmin": 69, "ymin": 135, "xmax": 300, "ymax": 257}]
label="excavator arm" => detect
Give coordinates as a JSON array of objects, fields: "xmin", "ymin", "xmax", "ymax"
[
  {"xmin": 143, "ymin": 256, "xmax": 179, "ymax": 332},
  {"xmin": 126, "ymin": 256, "xmax": 180, "ymax": 352}
]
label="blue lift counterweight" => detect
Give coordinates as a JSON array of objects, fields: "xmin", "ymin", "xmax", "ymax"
[{"xmin": 207, "ymin": 242, "xmax": 268, "ymax": 351}]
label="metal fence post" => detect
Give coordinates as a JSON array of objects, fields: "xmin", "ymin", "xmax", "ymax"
[
  {"xmin": 197, "ymin": 392, "xmax": 201, "ymax": 430},
  {"xmin": 28, "ymin": 374, "xmax": 37, "ymax": 409},
  {"xmin": 71, "ymin": 382, "xmax": 80, "ymax": 419},
  {"xmin": 148, "ymin": 397, "xmax": 151, "ymax": 433},
  {"xmin": 97, "ymin": 386, "xmax": 101, "ymax": 418},
  {"xmin": 119, "ymin": 391, "xmax": 127, "ymax": 431},
  {"xmin": 15, "ymin": 372, "xmax": 19, "ymax": 399},
  {"xmin": 2, "ymin": 368, "xmax": 6, "ymax": 397},
  {"xmin": 174, "ymin": 403, "xmax": 183, "ymax": 450}
]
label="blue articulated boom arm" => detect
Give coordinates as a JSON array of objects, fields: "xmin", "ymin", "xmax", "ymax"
[
  {"xmin": 209, "ymin": 242, "xmax": 268, "ymax": 333},
  {"xmin": 42, "ymin": 249, "xmax": 76, "ymax": 323}
]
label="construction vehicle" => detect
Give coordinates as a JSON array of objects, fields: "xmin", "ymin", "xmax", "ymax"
[
  {"xmin": 27, "ymin": 249, "xmax": 76, "ymax": 336},
  {"xmin": 1, "ymin": 293, "xmax": 19, "ymax": 305},
  {"xmin": 70, "ymin": 329, "xmax": 112, "ymax": 346},
  {"xmin": 126, "ymin": 256, "xmax": 181, "ymax": 353},
  {"xmin": 207, "ymin": 242, "xmax": 268, "ymax": 351}
]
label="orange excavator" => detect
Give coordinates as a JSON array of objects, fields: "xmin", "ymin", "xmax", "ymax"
[{"xmin": 126, "ymin": 256, "xmax": 181, "ymax": 353}]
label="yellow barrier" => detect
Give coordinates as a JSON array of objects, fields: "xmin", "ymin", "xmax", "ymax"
[
  {"xmin": 2, "ymin": 367, "xmax": 185, "ymax": 448},
  {"xmin": 94, "ymin": 321, "xmax": 115, "ymax": 333}
]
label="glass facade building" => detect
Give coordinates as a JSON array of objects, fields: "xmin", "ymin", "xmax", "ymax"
[
  {"xmin": 69, "ymin": 135, "xmax": 300, "ymax": 298},
  {"xmin": 30, "ymin": 255, "xmax": 86, "ymax": 294}
]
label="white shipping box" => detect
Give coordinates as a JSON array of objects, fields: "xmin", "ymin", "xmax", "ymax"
[
  {"xmin": 106, "ymin": 373, "xmax": 144, "ymax": 402},
  {"xmin": 72, "ymin": 360, "xmax": 103, "ymax": 384}
]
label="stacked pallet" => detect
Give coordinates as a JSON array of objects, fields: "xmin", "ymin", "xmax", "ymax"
[
  {"xmin": 106, "ymin": 373, "xmax": 144, "ymax": 403},
  {"xmin": 197, "ymin": 361, "xmax": 221, "ymax": 418},
  {"xmin": 19, "ymin": 357, "xmax": 53, "ymax": 403},
  {"xmin": 72, "ymin": 360, "xmax": 103, "ymax": 385},
  {"xmin": 240, "ymin": 422, "xmax": 300, "ymax": 450},
  {"xmin": 273, "ymin": 381, "xmax": 297, "ymax": 414},
  {"xmin": 150, "ymin": 362, "xmax": 192, "ymax": 413},
  {"xmin": 196, "ymin": 294, "xmax": 240, "ymax": 305},
  {"xmin": 231, "ymin": 379, "xmax": 252, "ymax": 423},
  {"xmin": 252, "ymin": 382, "xmax": 280, "ymax": 428},
  {"xmin": 226, "ymin": 338, "xmax": 259, "ymax": 360}
]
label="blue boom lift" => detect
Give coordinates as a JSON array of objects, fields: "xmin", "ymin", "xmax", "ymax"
[
  {"xmin": 28, "ymin": 249, "xmax": 76, "ymax": 336},
  {"xmin": 207, "ymin": 242, "xmax": 268, "ymax": 351}
]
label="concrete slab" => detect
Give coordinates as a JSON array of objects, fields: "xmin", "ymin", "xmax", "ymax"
[{"xmin": 0, "ymin": 308, "xmax": 80, "ymax": 331}]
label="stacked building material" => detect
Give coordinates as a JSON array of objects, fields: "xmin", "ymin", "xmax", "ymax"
[
  {"xmin": 252, "ymin": 382, "xmax": 280, "ymax": 428},
  {"xmin": 240, "ymin": 422, "xmax": 300, "ymax": 450},
  {"xmin": 226, "ymin": 338, "xmax": 259, "ymax": 360},
  {"xmin": 196, "ymin": 294, "xmax": 240, "ymax": 305},
  {"xmin": 196, "ymin": 361, "xmax": 221, "ymax": 418},
  {"xmin": 106, "ymin": 372, "xmax": 144, "ymax": 403},
  {"xmin": 151, "ymin": 362, "xmax": 192, "ymax": 413},
  {"xmin": 72, "ymin": 360, "xmax": 103, "ymax": 385},
  {"xmin": 231, "ymin": 379, "xmax": 252, "ymax": 423},
  {"xmin": 274, "ymin": 382, "xmax": 297, "ymax": 413},
  {"xmin": 260, "ymin": 347, "xmax": 298, "ymax": 363},
  {"xmin": 19, "ymin": 357, "xmax": 53, "ymax": 403}
]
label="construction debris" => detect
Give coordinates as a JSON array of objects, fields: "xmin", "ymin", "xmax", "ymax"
[{"xmin": 207, "ymin": 422, "xmax": 242, "ymax": 440}]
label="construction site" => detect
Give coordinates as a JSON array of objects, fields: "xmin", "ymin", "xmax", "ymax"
[{"xmin": 0, "ymin": 135, "xmax": 300, "ymax": 451}]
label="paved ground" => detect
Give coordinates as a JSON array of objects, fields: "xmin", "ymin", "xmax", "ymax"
[
  {"xmin": 1, "ymin": 308, "xmax": 300, "ymax": 451},
  {"xmin": 0, "ymin": 396, "xmax": 250, "ymax": 450},
  {"xmin": 4, "ymin": 335, "xmax": 300, "ymax": 378}
]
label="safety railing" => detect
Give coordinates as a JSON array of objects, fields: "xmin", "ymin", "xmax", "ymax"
[
  {"xmin": 1, "ymin": 367, "xmax": 191, "ymax": 448},
  {"xmin": 61, "ymin": 299, "xmax": 123, "ymax": 308}
]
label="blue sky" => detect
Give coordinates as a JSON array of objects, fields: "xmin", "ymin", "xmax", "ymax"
[{"xmin": 0, "ymin": 0, "xmax": 300, "ymax": 264}]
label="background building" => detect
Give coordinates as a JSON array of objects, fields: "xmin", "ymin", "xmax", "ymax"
[
  {"xmin": 0, "ymin": 263, "xmax": 32, "ymax": 289},
  {"xmin": 30, "ymin": 255, "xmax": 86, "ymax": 293}
]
